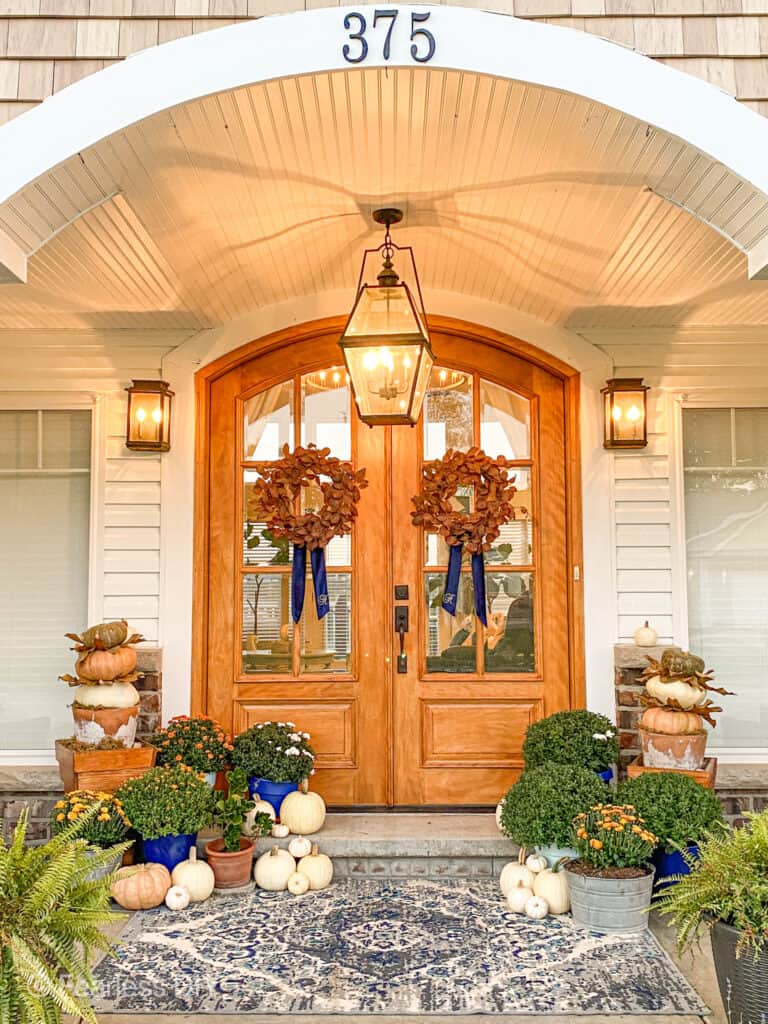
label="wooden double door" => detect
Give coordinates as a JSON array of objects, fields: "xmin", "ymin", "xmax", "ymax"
[{"xmin": 194, "ymin": 316, "xmax": 582, "ymax": 806}]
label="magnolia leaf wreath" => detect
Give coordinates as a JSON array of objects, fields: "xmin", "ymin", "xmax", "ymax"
[
  {"xmin": 411, "ymin": 447, "xmax": 518, "ymax": 625},
  {"xmin": 249, "ymin": 444, "xmax": 368, "ymax": 622}
]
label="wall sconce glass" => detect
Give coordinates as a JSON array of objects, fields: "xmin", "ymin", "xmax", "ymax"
[
  {"xmin": 601, "ymin": 378, "xmax": 649, "ymax": 449},
  {"xmin": 125, "ymin": 379, "xmax": 174, "ymax": 452},
  {"xmin": 339, "ymin": 208, "xmax": 434, "ymax": 426}
]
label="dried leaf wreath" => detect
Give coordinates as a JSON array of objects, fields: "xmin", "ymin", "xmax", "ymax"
[
  {"xmin": 248, "ymin": 444, "xmax": 368, "ymax": 551},
  {"xmin": 410, "ymin": 447, "xmax": 518, "ymax": 554}
]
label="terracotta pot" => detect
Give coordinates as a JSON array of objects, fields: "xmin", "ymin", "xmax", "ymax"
[
  {"xmin": 205, "ymin": 837, "xmax": 254, "ymax": 889},
  {"xmin": 72, "ymin": 704, "xmax": 138, "ymax": 747},
  {"xmin": 640, "ymin": 726, "xmax": 707, "ymax": 770}
]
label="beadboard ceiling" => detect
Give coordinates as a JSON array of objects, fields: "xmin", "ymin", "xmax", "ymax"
[{"xmin": 1, "ymin": 66, "xmax": 768, "ymax": 360}]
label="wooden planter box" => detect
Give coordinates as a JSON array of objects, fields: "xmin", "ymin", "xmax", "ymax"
[
  {"xmin": 55, "ymin": 740, "xmax": 156, "ymax": 793},
  {"xmin": 626, "ymin": 754, "xmax": 717, "ymax": 790}
]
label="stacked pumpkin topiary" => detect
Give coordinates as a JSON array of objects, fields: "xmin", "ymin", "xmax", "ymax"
[
  {"xmin": 639, "ymin": 648, "xmax": 733, "ymax": 770},
  {"xmin": 60, "ymin": 619, "xmax": 145, "ymax": 747}
]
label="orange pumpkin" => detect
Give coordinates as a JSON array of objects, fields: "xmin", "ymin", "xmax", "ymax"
[
  {"xmin": 76, "ymin": 644, "xmax": 137, "ymax": 682},
  {"xmin": 110, "ymin": 863, "xmax": 171, "ymax": 909},
  {"xmin": 641, "ymin": 706, "xmax": 704, "ymax": 735}
]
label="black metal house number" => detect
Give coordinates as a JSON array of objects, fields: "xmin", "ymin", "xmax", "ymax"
[{"xmin": 343, "ymin": 10, "xmax": 436, "ymax": 64}]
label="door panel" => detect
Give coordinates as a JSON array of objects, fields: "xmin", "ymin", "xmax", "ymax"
[{"xmin": 197, "ymin": 317, "xmax": 581, "ymax": 807}]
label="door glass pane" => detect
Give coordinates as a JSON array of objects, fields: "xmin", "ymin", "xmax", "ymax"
[
  {"xmin": 683, "ymin": 408, "xmax": 731, "ymax": 467},
  {"xmin": 301, "ymin": 574, "xmax": 351, "ymax": 673},
  {"xmin": 244, "ymin": 380, "xmax": 293, "ymax": 460},
  {"xmin": 485, "ymin": 573, "xmax": 535, "ymax": 673},
  {"xmin": 243, "ymin": 471, "xmax": 292, "ymax": 566},
  {"xmin": 41, "ymin": 411, "xmax": 91, "ymax": 469},
  {"xmin": 480, "ymin": 380, "xmax": 530, "ymax": 460},
  {"xmin": 0, "ymin": 411, "xmax": 37, "ymax": 469},
  {"xmin": 734, "ymin": 408, "xmax": 768, "ymax": 467},
  {"xmin": 425, "ymin": 572, "xmax": 477, "ymax": 674},
  {"xmin": 301, "ymin": 367, "xmax": 351, "ymax": 461},
  {"xmin": 241, "ymin": 574, "xmax": 293, "ymax": 674},
  {"xmin": 423, "ymin": 367, "xmax": 473, "ymax": 460},
  {"xmin": 684, "ymin": 408, "xmax": 768, "ymax": 749}
]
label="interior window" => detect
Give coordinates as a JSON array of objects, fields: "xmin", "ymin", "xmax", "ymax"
[
  {"xmin": 0, "ymin": 409, "xmax": 91, "ymax": 751},
  {"xmin": 683, "ymin": 407, "xmax": 768, "ymax": 750}
]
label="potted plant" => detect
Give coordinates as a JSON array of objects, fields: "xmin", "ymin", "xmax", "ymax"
[
  {"xmin": 50, "ymin": 789, "xmax": 133, "ymax": 877},
  {"xmin": 1, "ymin": 807, "xmax": 128, "ymax": 1024},
  {"xmin": 205, "ymin": 768, "xmax": 269, "ymax": 889},
  {"xmin": 657, "ymin": 810, "xmax": 768, "ymax": 1024},
  {"xmin": 231, "ymin": 720, "xmax": 316, "ymax": 815},
  {"xmin": 522, "ymin": 710, "xmax": 619, "ymax": 781},
  {"xmin": 115, "ymin": 764, "xmax": 214, "ymax": 871},
  {"xmin": 499, "ymin": 763, "xmax": 607, "ymax": 865},
  {"xmin": 618, "ymin": 771, "xmax": 725, "ymax": 886},
  {"xmin": 151, "ymin": 714, "xmax": 233, "ymax": 786},
  {"xmin": 566, "ymin": 803, "xmax": 657, "ymax": 933}
]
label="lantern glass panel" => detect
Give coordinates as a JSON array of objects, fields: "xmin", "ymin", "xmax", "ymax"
[
  {"xmin": 344, "ymin": 342, "xmax": 426, "ymax": 422},
  {"xmin": 344, "ymin": 282, "xmax": 426, "ymax": 341}
]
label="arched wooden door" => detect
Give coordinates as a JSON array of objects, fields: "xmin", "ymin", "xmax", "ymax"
[{"xmin": 193, "ymin": 317, "xmax": 583, "ymax": 807}]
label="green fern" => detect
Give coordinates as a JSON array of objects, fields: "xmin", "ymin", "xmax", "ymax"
[
  {"xmin": 0, "ymin": 807, "xmax": 129, "ymax": 1024},
  {"xmin": 656, "ymin": 808, "xmax": 768, "ymax": 956}
]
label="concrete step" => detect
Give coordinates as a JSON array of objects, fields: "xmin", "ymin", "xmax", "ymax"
[{"xmin": 199, "ymin": 812, "xmax": 518, "ymax": 879}]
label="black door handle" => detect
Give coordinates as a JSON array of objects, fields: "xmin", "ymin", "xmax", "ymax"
[{"xmin": 395, "ymin": 605, "xmax": 409, "ymax": 673}]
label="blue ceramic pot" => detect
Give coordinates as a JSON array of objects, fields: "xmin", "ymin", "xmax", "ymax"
[
  {"xmin": 142, "ymin": 832, "xmax": 197, "ymax": 872},
  {"xmin": 652, "ymin": 844, "xmax": 699, "ymax": 890},
  {"xmin": 248, "ymin": 777, "xmax": 298, "ymax": 817},
  {"xmin": 596, "ymin": 767, "xmax": 613, "ymax": 783}
]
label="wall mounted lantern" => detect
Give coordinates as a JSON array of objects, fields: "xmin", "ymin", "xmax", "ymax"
[
  {"xmin": 601, "ymin": 378, "xmax": 649, "ymax": 449},
  {"xmin": 338, "ymin": 208, "xmax": 434, "ymax": 426},
  {"xmin": 125, "ymin": 379, "xmax": 174, "ymax": 452}
]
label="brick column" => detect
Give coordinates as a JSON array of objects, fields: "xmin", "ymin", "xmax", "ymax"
[
  {"xmin": 135, "ymin": 646, "xmax": 163, "ymax": 742},
  {"xmin": 614, "ymin": 644, "xmax": 679, "ymax": 778}
]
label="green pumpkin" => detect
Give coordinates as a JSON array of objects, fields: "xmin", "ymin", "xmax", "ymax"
[
  {"xmin": 661, "ymin": 648, "xmax": 705, "ymax": 677},
  {"xmin": 74, "ymin": 620, "xmax": 129, "ymax": 651}
]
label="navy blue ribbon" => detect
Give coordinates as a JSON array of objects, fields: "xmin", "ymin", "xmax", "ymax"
[
  {"xmin": 291, "ymin": 545, "xmax": 330, "ymax": 623},
  {"xmin": 442, "ymin": 543, "xmax": 488, "ymax": 627}
]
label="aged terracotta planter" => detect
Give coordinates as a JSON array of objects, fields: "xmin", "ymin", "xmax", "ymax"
[
  {"xmin": 640, "ymin": 727, "xmax": 707, "ymax": 770},
  {"xmin": 72, "ymin": 704, "xmax": 138, "ymax": 747},
  {"xmin": 205, "ymin": 837, "xmax": 254, "ymax": 889}
]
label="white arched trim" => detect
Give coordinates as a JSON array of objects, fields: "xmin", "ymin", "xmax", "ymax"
[{"xmin": 2, "ymin": 6, "xmax": 768, "ymax": 281}]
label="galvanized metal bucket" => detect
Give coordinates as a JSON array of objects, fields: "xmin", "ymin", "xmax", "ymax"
[
  {"xmin": 566, "ymin": 866, "xmax": 653, "ymax": 933},
  {"xmin": 711, "ymin": 919, "xmax": 768, "ymax": 1024}
]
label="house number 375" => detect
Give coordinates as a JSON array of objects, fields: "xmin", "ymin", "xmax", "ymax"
[{"xmin": 342, "ymin": 10, "xmax": 436, "ymax": 64}]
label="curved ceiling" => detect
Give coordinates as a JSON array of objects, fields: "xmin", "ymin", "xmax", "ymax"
[{"xmin": 0, "ymin": 63, "xmax": 768, "ymax": 333}]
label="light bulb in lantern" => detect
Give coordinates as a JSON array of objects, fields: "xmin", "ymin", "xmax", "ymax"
[
  {"xmin": 612, "ymin": 404, "xmax": 623, "ymax": 421},
  {"xmin": 627, "ymin": 405, "xmax": 641, "ymax": 422},
  {"xmin": 136, "ymin": 406, "xmax": 147, "ymax": 423},
  {"xmin": 152, "ymin": 407, "xmax": 162, "ymax": 424}
]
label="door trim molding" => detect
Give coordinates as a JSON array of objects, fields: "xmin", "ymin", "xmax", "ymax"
[{"xmin": 192, "ymin": 314, "xmax": 585, "ymax": 716}]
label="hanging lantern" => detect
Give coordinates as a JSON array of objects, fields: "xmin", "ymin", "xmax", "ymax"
[
  {"xmin": 339, "ymin": 208, "xmax": 434, "ymax": 426},
  {"xmin": 125, "ymin": 379, "xmax": 174, "ymax": 452},
  {"xmin": 601, "ymin": 378, "xmax": 649, "ymax": 449}
]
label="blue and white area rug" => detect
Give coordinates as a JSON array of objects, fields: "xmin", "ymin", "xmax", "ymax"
[{"xmin": 92, "ymin": 879, "xmax": 708, "ymax": 1015}]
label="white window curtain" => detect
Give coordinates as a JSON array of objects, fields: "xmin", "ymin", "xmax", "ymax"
[
  {"xmin": 683, "ymin": 407, "xmax": 768, "ymax": 751},
  {"xmin": 0, "ymin": 409, "xmax": 91, "ymax": 753}
]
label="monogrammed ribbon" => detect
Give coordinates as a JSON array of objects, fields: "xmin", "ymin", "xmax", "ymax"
[
  {"xmin": 291, "ymin": 545, "xmax": 330, "ymax": 623},
  {"xmin": 442, "ymin": 544, "xmax": 488, "ymax": 626}
]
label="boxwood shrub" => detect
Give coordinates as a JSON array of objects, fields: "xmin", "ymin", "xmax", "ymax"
[
  {"xmin": 618, "ymin": 771, "xmax": 725, "ymax": 853},
  {"xmin": 500, "ymin": 762, "xmax": 608, "ymax": 849},
  {"xmin": 522, "ymin": 709, "xmax": 619, "ymax": 772}
]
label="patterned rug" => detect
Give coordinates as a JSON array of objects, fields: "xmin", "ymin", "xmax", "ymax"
[{"xmin": 92, "ymin": 879, "xmax": 708, "ymax": 1015}]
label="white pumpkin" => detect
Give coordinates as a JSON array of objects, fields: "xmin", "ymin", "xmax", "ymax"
[
  {"xmin": 287, "ymin": 871, "xmax": 311, "ymax": 896},
  {"xmin": 73, "ymin": 681, "xmax": 139, "ymax": 708},
  {"xmin": 254, "ymin": 846, "xmax": 296, "ymax": 891},
  {"xmin": 533, "ymin": 858, "xmax": 570, "ymax": 915},
  {"xmin": 524, "ymin": 896, "xmax": 549, "ymax": 920},
  {"xmin": 288, "ymin": 836, "xmax": 313, "ymax": 859},
  {"xmin": 525, "ymin": 853, "xmax": 548, "ymax": 875},
  {"xmin": 500, "ymin": 849, "xmax": 535, "ymax": 896},
  {"xmin": 271, "ymin": 823, "xmax": 290, "ymax": 838},
  {"xmin": 242, "ymin": 796, "xmax": 276, "ymax": 836},
  {"xmin": 297, "ymin": 844, "xmax": 333, "ymax": 890},
  {"xmin": 171, "ymin": 848, "xmax": 215, "ymax": 903},
  {"xmin": 645, "ymin": 674, "xmax": 707, "ymax": 710},
  {"xmin": 633, "ymin": 620, "xmax": 658, "ymax": 647},
  {"xmin": 279, "ymin": 781, "xmax": 326, "ymax": 835},
  {"xmin": 495, "ymin": 801, "xmax": 504, "ymax": 833},
  {"xmin": 506, "ymin": 883, "xmax": 534, "ymax": 914},
  {"xmin": 164, "ymin": 885, "xmax": 190, "ymax": 911}
]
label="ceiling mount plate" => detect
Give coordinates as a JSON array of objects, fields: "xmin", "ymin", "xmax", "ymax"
[{"xmin": 372, "ymin": 207, "xmax": 404, "ymax": 228}]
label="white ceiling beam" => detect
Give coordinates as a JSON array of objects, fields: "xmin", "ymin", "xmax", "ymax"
[{"xmin": 0, "ymin": 226, "xmax": 26, "ymax": 284}]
